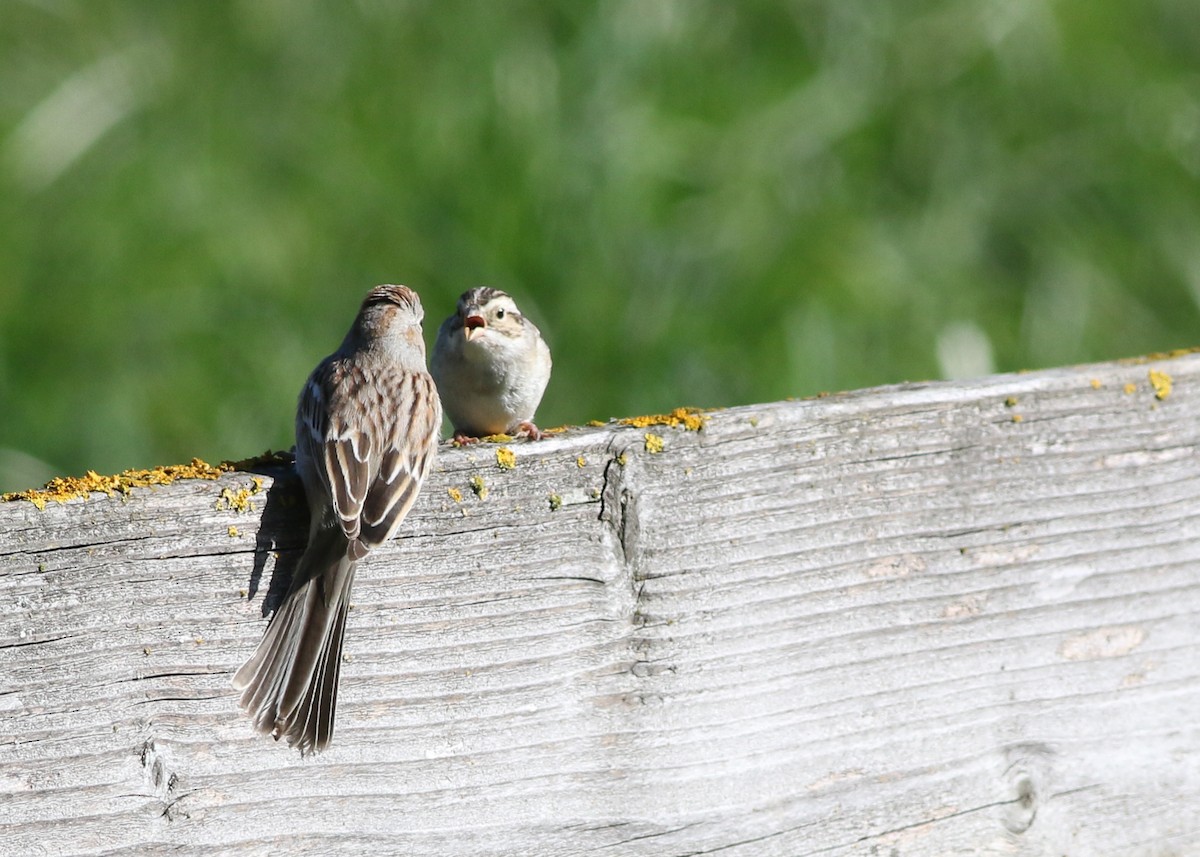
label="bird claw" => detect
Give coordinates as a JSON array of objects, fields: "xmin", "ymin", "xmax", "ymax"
[
  {"xmin": 515, "ymin": 421, "xmax": 543, "ymax": 440},
  {"xmin": 452, "ymin": 433, "xmax": 480, "ymax": 446}
]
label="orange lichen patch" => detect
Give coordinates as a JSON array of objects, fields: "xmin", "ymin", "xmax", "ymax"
[
  {"xmin": 1149, "ymin": 370, "xmax": 1172, "ymax": 400},
  {"xmin": 2, "ymin": 458, "xmax": 230, "ymax": 510},
  {"xmin": 619, "ymin": 407, "xmax": 710, "ymax": 432},
  {"xmin": 447, "ymin": 486, "xmax": 464, "ymax": 503},
  {"xmin": 644, "ymin": 433, "xmax": 665, "ymax": 453}
]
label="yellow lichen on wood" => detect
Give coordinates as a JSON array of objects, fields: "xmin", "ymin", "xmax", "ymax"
[
  {"xmin": 2, "ymin": 457, "xmax": 230, "ymax": 509},
  {"xmin": 619, "ymin": 407, "xmax": 710, "ymax": 432},
  {"xmin": 548, "ymin": 493, "xmax": 563, "ymax": 511},
  {"xmin": 1090, "ymin": 379, "xmax": 1103, "ymax": 390},
  {"xmin": 496, "ymin": 447, "xmax": 517, "ymax": 471},
  {"xmin": 216, "ymin": 477, "xmax": 264, "ymax": 513},
  {"xmin": 644, "ymin": 433, "xmax": 665, "ymax": 453},
  {"xmin": 1149, "ymin": 370, "xmax": 1172, "ymax": 400},
  {"xmin": 1123, "ymin": 382, "xmax": 1137, "ymax": 395},
  {"xmin": 575, "ymin": 456, "xmax": 586, "ymax": 468},
  {"xmin": 469, "ymin": 475, "xmax": 489, "ymax": 500},
  {"xmin": 1119, "ymin": 346, "xmax": 1200, "ymax": 365},
  {"xmin": 447, "ymin": 486, "xmax": 463, "ymax": 503}
]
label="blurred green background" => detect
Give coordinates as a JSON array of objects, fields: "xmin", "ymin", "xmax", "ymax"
[{"xmin": 2, "ymin": 1, "xmax": 1199, "ymax": 492}]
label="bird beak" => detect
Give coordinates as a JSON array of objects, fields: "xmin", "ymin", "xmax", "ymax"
[{"xmin": 463, "ymin": 312, "xmax": 486, "ymax": 340}]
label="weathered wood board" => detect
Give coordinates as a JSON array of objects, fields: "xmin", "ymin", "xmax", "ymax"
[{"xmin": 3, "ymin": 353, "xmax": 1200, "ymax": 856}]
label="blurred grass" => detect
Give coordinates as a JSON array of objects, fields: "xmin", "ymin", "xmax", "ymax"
[{"xmin": 1, "ymin": 0, "xmax": 1199, "ymax": 492}]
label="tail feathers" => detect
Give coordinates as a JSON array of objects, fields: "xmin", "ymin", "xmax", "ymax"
[
  {"xmin": 277, "ymin": 581, "xmax": 352, "ymax": 754},
  {"xmin": 232, "ymin": 541, "xmax": 358, "ymax": 755}
]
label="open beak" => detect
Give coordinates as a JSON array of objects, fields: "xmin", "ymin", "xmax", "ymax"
[{"xmin": 462, "ymin": 312, "xmax": 486, "ymax": 341}]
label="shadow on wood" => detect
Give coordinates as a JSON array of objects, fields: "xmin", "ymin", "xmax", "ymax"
[
  {"xmin": 2, "ymin": 353, "xmax": 1200, "ymax": 855},
  {"xmin": 242, "ymin": 461, "xmax": 304, "ymax": 614}
]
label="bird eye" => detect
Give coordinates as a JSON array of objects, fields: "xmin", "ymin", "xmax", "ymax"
[{"xmin": 496, "ymin": 308, "xmax": 506, "ymax": 319}]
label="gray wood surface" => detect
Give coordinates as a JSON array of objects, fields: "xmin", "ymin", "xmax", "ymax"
[{"xmin": 3, "ymin": 353, "xmax": 1200, "ymax": 856}]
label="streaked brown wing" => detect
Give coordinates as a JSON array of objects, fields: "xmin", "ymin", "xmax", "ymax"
[
  {"xmin": 359, "ymin": 449, "xmax": 427, "ymax": 546},
  {"xmin": 357, "ymin": 373, "xmax": 440, "ymax": 548},
  {"xmin": 295, "ymin": 374, "xmax": 329, "ymax": 474},
  {"xmin": 324, "ymin": 430, "xmax": 372, "ymax": 538}
]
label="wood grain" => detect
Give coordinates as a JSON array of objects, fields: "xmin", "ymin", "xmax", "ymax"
[{"xmin": 3, "ymin": 353, "xmax": 1200, "ymax": 855}]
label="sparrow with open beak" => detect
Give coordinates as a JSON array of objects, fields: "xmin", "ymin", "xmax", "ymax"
[{"xmin": 430, "ymin": 287, "xmax": 552, "ymax": 444}]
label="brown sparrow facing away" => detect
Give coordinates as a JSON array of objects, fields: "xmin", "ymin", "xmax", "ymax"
[
  {"xmin": 232, "ymin": 284, "xmax": 441, "ymax": 755},
  {"xmin": 430, "ymin": 287, "xmax": 552, "ymax": 444}
]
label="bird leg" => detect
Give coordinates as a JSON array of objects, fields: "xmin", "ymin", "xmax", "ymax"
[{"xmin": 515, "ymin": 421, "xmax": 543, "ymax": 440}]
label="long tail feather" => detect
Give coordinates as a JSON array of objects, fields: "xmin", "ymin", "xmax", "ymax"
[{"xmin": 232, "ymin": 526, "xmax": 357, "ymax": 754}]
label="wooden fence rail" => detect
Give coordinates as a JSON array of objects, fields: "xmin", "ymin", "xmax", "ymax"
[{"xmin": 3, "ymin": 352, "xmax": 1200, "ymax": 856}]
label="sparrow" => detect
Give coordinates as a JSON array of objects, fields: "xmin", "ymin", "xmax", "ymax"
[
  {"xmin": 429, "ymin": 287, "xmax": 552, "ymax": 444},
  {"xmin": 232, "ymin": 284, "xmax": 441, "ymax": 754}
]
